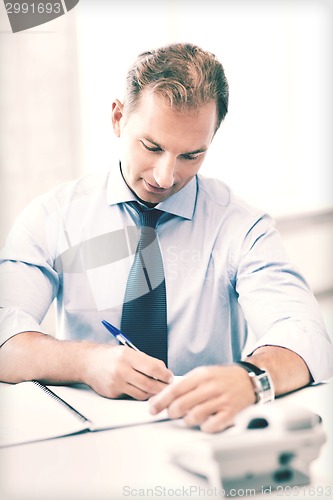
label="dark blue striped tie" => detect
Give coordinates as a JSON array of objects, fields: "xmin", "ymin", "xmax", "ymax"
[{"xmin": 121, "ymin": 202, "xmax": 168, "ymax": 365}]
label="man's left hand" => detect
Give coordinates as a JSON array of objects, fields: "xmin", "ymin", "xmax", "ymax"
[{"xmin": 149, "ymin": 365, "xmax": 256, "ymax": 433}]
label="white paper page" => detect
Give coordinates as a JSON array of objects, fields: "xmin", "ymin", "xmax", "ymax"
[
  {"xmin": 49, "ymin": 384, "xmax": 169, "ymax": 430},
  {"xmin": 0, "ymin": 382, "xmax": 88, "ymax": 447}
]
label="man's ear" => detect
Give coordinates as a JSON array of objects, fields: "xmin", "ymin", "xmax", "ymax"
[{"xmin": 111, "ymin": 99, "xmax": 124, "ymax": 137}]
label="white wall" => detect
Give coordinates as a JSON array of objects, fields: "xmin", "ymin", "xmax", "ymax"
[{"xmin": 0, "ymin": 4, "xmax": 82, "ymax": 245}]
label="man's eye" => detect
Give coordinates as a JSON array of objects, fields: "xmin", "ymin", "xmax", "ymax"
[
  {"xmin": 182, "ymin": 154, "xmax": 199, "ymax": 161},
  {"xmin": 141, "ymin": 141, "xmax": 161, "ymax": 153}
]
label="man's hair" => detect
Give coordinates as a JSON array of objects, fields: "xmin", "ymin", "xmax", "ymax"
[{"xmin": 124, "ymin": 43, "xmax": 229, "ymax": 131}]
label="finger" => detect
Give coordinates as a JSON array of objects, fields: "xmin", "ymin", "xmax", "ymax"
[
  {"xmin": 122, "ymin": 382, "xmax": 152, "ymax": 401},
  {"xmin": 149, "ymin": 374, "xmax": 202, "ymax": 414},
  {"xmin": 199, "ymin": 409, "xmax": 235, "ymax": 433},
  {"xmin": 128, "ymin": 368, "xmax": 171, "ymax": 396},
  {"xmin": 167, "ymin": 383, "xmax": 219, "ymax": 419},
  {"xmin": 96, "ymin": 374, "xmax": 151, "ymax": 401},
  {"xmin": 131, "ymin": 351, "xmax": 174, "ymax": 384},
  {"xmin": 181, "ymin": 394, "xmax": 224, "ymax": 426}
]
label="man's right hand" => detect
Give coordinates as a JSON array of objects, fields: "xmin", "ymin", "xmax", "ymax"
[{"xmin": 84, "ymin": 344, "xmax": 174, "ymax": 400}]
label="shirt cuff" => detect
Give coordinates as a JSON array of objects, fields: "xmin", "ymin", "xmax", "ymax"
[{"xmin": 245, "ymin": 321, "xmax": 333, "ymax": 383}]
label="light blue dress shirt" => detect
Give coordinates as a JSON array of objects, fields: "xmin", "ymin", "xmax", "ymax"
[{"xmin": 1, "ymin": 165, "xmax": 332, "ymax": 379}]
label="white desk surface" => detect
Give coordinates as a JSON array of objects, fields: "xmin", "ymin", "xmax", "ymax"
[{"xmin": 0, "ymin": 382, "xmax": 332, "ymax": 500}]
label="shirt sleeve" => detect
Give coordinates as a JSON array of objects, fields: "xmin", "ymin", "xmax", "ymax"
[
  {"xmin": 234, "ymin": 214, "xmax": 333, "ymax": 383},
  {"xmin": 0, "ymin": 197, "xmax": 60, "ymax": 346}
]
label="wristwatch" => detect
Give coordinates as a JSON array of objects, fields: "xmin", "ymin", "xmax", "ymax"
[{"xmin": 235, "ymin": 361, "xmax": 275, "ymax": 404}]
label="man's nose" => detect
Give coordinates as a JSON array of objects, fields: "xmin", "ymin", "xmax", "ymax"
[{"xmin": 153, "ymin": 154, "xmax": 176, "ymax": 189}]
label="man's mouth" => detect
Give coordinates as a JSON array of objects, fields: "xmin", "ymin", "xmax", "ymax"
[{"xmin": 143, "ymin": 180, "xmax": 171, "ymax": 193}]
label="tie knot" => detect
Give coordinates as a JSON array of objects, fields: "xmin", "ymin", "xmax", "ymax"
[
  {"xmin": 140, "ymin": 209, "xmax": 163, "ymax": 229},
  {"xmin": 128, "ymin": 202, "xmax": 163, "ymax": 229}
]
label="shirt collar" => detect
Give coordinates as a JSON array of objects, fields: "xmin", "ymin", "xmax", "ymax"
[{"xmin": 106, "ymin": 163, "xmax": 196, "ymax": 220}]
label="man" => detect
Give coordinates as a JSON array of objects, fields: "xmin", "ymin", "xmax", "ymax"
[{"xmin": 0, "ymin": 43, "xmax": 332, "ymax": 433}]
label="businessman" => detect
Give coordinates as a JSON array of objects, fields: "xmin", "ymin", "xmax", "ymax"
[{"xmin": 1, "ymin": 43, "xmax": 332, "ymax": 433}]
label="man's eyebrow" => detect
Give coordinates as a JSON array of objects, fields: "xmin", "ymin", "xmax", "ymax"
[
  {"xmin": 144, "ymin": 136, "xmax": 208, "ymax": 155},
  {"xmin": 184, "ymin": 147, "xmax": 207, "ymax": 155},
  {"xmin": 144, "ymin": 137, "xmax": 162, "ymax": 148}
]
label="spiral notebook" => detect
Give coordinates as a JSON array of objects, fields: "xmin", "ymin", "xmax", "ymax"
[{"xmin": 0, "ymin": 381, "xmax": 169, "ymax": 448}]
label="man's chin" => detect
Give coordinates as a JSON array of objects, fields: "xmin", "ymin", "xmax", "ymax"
[
  {"xmin": 136, "ymin": 192, "xmax": 169, "ymax": 207},
  {"xmin": 136, "ymin": 185, "xmax": 175, "ymax": 206}
]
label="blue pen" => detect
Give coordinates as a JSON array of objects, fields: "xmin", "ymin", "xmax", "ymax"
[{"xmin": 101, "ymin": 320, "xmax": 140, "ymax": 351}]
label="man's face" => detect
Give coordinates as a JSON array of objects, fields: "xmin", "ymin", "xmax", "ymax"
[{"xmin": 112, "ymin": 90, "xmax": 217, "ymax": 205}]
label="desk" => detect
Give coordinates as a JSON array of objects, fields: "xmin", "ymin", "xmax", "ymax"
[{"xmin": 0, "ymin": 382, "xmax": 332, "ymax": 500}]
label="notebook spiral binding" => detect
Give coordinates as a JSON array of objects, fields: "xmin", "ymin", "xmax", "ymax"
[{"xmin": 33, "ymin": 380, "xmax": 90, "ymax": 425}]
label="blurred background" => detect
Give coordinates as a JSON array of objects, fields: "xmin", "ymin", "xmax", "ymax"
[{"xmin": 0, "ymin": 0, "xmax": 332, "ymax": 335}]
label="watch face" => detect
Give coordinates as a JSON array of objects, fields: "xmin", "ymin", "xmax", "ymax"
[
  {"xmin": 261, "ymin": 375, "xmax": 271, "ymax": 392},
  {"xmin": 256, "ymin": 372, "xmax": 274, "ymax": 403}
]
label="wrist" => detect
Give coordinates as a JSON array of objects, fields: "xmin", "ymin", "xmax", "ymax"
[
  {"xmin": 234, "ymin": 361, "xmax": 275, "ymax": 404},
  {"xmin": 79, "ymin": 342, "xmax": 104, "ymax": 386}
]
